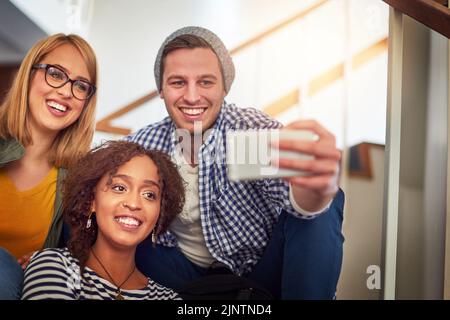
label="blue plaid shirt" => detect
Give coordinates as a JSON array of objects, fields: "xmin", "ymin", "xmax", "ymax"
[{"xmin": 126, "ymin": 102, "xmax": 317, "ymax": 275}]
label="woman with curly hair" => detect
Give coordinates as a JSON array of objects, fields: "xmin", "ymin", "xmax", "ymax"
[{"xmin": 21, "ymin": 141, "xmax": 185, "ymax": 300}]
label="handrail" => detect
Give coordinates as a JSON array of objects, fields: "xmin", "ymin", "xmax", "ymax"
[
  {"xmin": 383, "ymin": 0, "xmax": 450, "ymax": 38},
  {"xmin": 96, "ymin": 91, "xmax": 158, "ymax": 135},
  {"xmin": 263, "ymin": 37, "xmax": 388, "ymax": 118},
  {"xmin": 230, "ymin": 0, "xmax": 328, "ymax": 55},
  {"xmin": 263, "ymin": 89, "xmax": 300, "ymax": 118},
  {"xmin": 95, "ymin": 0, "xmax": 329, "ymax": 135}
]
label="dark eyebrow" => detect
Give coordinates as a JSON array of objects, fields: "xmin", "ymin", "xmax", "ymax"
[
  {"xmin": 112, "ymin": 174, "xmax": 161, "ymax": 190},
  {"xmin": 53, "ymin": 64, "xmax": 91, "ymax": 83}
]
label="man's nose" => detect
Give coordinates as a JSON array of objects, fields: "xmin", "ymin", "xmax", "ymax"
[{"xmin": 183, "ymin": 83, "xmax": 200, "ymax": 104}]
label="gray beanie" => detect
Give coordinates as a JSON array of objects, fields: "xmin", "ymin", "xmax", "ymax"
[{"xmin": 154, "ymin": 26, "xmax": 235, "ymax": 93}]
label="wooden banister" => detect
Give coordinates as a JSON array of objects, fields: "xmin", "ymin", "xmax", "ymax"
[
  {"xmin": 263, "ymin": 37, "xmax": 388, "ymax": 118},
  {"xmin": 230, "ymin": 0, "xmax": 328, "ymax": 55},
  {"xmin": 383, "ymin": 0, "xmax": 450, "ymax": 38},
  {"xmin": 263, "ymin": 89, "xmax": 300, "ymax": 118},
  {"xmin": 96, "ymin": 91, "xmax": 158, "ymax": 135}
]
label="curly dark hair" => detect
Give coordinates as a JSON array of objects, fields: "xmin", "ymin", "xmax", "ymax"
[{"xmin": 63, "ymin": 140, "xmax": 185, "ymax": 269}]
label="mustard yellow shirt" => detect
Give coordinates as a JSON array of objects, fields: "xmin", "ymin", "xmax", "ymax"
[{"xmin": 0, "ymin": 167, "xmax": 57, "ymax": 259}]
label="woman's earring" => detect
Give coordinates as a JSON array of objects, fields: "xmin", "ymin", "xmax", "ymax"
[
  {"xmin": 86, "ymin": 212, "xmax": 94, "ymax": 229},
  {"xmin": 151, "ymin": 230, "xmax": 156, "ymax": 244}
]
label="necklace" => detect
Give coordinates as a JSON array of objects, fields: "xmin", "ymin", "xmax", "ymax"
[{"xmin": 91, "ymin": 249, "xmax": 136, "ymax": 300}]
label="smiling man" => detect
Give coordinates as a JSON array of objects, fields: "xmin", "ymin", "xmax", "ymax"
[
  {"xmin": 126, "ymin": 26, "xmax": 345, "ymax": 299},
  {"xmin": 161, "ymin": 46, "xmax": 225, "ymax": 133}
]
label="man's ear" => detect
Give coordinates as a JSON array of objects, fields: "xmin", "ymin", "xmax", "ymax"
[{"xmin": 159, "ymin": 91, "xmax": 164, "ymax": 99}]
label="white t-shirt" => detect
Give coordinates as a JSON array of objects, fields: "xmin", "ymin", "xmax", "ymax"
[{"xmin": 169, "ymin": 151, "xmax": 215, "ymax": 268}]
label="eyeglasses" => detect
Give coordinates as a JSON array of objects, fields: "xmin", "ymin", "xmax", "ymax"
[{"xmin": 32, "ymin": 64, "xmax": 96, "ymax": 101}]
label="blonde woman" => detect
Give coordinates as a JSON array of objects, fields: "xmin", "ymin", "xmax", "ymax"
[{"xmin": 0, "ymin": 33, "xmax": 98, "ymax": 299}]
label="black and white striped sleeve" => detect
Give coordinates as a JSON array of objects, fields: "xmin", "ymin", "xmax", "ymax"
[{"xmin": 21, "ymin": 249, "xmax": 78, "ymax": 300}]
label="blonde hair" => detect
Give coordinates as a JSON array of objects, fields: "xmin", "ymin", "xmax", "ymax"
[{"xmin": 0, "ymin": 33, "xmax": 98, "ymax": 168}]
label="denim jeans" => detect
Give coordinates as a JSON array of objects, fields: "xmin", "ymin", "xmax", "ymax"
[
  {"xmin": 136, "ymin": 189, "xmax": 345, "ymax": 299},
  {"xmin": 0, "ymin": 247, "xmax": 24, "ymax": 300}
]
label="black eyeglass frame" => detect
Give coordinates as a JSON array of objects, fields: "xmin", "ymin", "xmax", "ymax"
[{"xmin": 32, "ymin": 63, "xmax": 96, "ymax": 101}]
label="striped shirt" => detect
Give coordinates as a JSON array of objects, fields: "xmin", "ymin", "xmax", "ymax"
[
  {"xmin": 22, "ymin": 248, "xmax": 181, "ymax": 300},
  {"xmin": 126, "ymin": 102, "xmax": 320, "ymax": 276}
]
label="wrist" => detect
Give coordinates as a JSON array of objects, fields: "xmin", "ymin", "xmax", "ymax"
[{"xmin": 290, "ymin": 183, "xmax": 337, "ymax": 212}]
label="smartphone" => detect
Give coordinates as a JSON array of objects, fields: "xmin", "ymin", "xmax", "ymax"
[{"xmin": 226, "ymin": 129, "xmax": 318, "ymax": 181}]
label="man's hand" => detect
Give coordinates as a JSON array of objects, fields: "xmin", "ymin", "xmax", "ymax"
[
  {"xmin": 17, "ymin": 251, "xmax": 36, "ymax": 270},
  {"xmin": 273, "ymin": 120, "xmax": 341, "ymax": 212}
]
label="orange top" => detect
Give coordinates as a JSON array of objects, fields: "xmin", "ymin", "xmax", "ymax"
[{"xmin": 0, "ymin": 167, "xmax": 57, "ymax": 258}]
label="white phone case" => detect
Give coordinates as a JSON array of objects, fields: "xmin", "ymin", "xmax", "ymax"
[{"xmin": 226, "ymin": 129, "xmax": 318, "ymax": 181}]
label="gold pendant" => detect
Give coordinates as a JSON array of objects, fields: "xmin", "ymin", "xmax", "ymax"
[{"xmin": 115, "ymin": 291, "xmax": 125, "ymax": 300}]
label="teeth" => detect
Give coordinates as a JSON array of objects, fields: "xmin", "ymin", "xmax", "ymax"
[
  {"xmin": 115, "ymin": 217, "xmax": 141, "ymax": 227},
  {"xmin": 181, "ymin": 108, "xmax": 205, "ymax": 116},
  {"xmin": 47, "ymin": 101, "xmax": 67, "ymax": 112}
]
